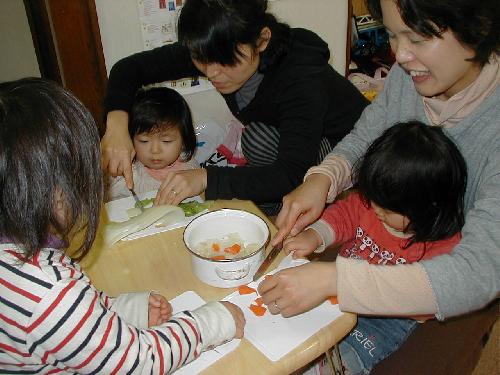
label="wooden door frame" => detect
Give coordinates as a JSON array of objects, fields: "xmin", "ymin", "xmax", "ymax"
[
  {"xmin": 345, "ymin": 0, "xmax": 353, "ymax": 77},
  {"xmin": 24, "ymin": 0, "xmax": 107, "ymax": 134}
]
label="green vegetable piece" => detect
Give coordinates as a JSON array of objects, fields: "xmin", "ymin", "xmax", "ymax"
[
  {"xmin": 135, "ymin": 197, "xmax": 154, "ymax": 209},
  {"xmin": 179, "ymin": 200, "xmax": 212, "ymax": 217}
]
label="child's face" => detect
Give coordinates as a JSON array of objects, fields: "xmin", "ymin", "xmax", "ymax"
[
  {"xmin": 133, "ymin": 127, "xmax": 183, "ymax": 170},
  {"xmin": 371, "ymin": 201, "xmax": 410, "ymax": 232}
]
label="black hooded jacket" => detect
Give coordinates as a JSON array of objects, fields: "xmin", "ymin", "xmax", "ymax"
[{"xmin": 104, "ymin": 28, "xmax": 368, "ymax": 204}]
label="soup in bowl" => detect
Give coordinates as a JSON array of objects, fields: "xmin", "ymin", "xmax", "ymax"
[{"xmin": 183, "ymin": 209, "xmax": 269, "ymax": 287}]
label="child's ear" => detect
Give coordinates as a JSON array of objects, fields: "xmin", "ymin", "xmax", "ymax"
[{"xmin": 53, "ymin": 188, "xmax": 66, "ymax": 225}]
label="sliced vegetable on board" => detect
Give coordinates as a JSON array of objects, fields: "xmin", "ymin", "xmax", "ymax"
[
  {"xmin": 249, "ymin": 304, "xmax": 267, "ymax": 317},
  {"xmin": 238, "ymin": 284, "xmax": 257, "ymax": 295},
  {"xmin": 133, "ymin": 197, "xmax": 213, "ymax": 217},
  {"xmin": 254, "ymin": 297, "xmax": 264, "ymax": 306},
  {"xmin": 328, "ymin": 296, "xmax": 338, "ymax": 305},
  {"xmin": 178, "ymin": 200, "xmax": 213, "ymax": 217},
  {"xmin": 104, "ymin": 205, "xmax": 184, "ymax": 247}
]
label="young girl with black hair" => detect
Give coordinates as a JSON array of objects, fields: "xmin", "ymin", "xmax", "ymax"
[
  {"xmin": 266, "ymin": 0, "xmax": 499, "ymax": 323},
  {"xmin": 108, "ymin": 87, "xmax": 198, "ymax": 201},
  {"xmin": 0, "ymin": 78, "xmax": 244, "ymax": 373},
  {"xmin": 282, "ymin": 121, "xmax": 467, "ymax": 374},
  {"xmin": 101, "ymin": 0, "xmax": 368, "ymax": 214}
]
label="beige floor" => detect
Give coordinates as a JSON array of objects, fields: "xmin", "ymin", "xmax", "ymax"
[{"xmin": 472, "ymin": 317, "xmax": 499, "ymax": 375}]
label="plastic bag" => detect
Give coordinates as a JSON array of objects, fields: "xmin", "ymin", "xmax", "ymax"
[
  {"xmin": 193, "ymin": 118, "xmax": 228, "ymax": 166},
  {"xmin": 348, "ymin": 67, "xmax": 389, "ymax": 101}
]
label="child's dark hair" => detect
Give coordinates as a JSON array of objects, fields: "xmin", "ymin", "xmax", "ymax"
[
  {"xmin": 178, "ymin": 0, "xmax": 291, "ymax": 71},
  {"xmin": 354, "ymin": 121, "xmax": 467, "ymax": 243},
  {"xmin": 130, "ymin": 87, "xmax": 197, "ymax": 161},
  {"xmin": 0, "ymin": 78, "xmax": 103, "ymax": 260},
  {"xmin": 366, "ymin": 0, "xmax": 499, "ymax": 65}
]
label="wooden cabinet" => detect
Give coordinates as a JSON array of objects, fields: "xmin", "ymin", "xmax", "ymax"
[{"xmin": 352, "ymin": 0, "xmax": 369, "ymax": 16}]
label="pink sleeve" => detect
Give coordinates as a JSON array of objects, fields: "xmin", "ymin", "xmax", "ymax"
[
  {"xmin": 304, "ymin": 154, "xmax": 353, "ymax": 203},
  {"xmin": 336, "ymin": 256, "xmax": 438, "ymax": 316}
]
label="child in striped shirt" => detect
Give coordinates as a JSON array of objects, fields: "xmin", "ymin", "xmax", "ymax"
[{"xmin": 0, "ymin": 78, "xmax": 245, "ymax": 374}]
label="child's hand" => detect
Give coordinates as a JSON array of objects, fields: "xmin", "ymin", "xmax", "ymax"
[
  {"xmin": 148, "ymin": 293, "xmax": 173, "ymax": 327},
  {"xmin": 283, "ymin": 229, "xmax": 322, "ymax": 259},
  {"xmin": 220, "ymin": 301, "xmax": 245, "ymax": 338}
]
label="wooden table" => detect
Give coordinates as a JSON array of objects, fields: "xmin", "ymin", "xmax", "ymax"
[{"xmin": 83, "ymin": 199, "xmax": 356, "ymax": 374}]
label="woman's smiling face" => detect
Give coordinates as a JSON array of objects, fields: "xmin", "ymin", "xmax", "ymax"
[{"xmin": 381, "ymin": 0, "xmax": 482, "ymax": 100}]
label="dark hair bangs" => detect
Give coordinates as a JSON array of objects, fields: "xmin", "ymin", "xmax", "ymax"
[
  {"xmin": 181, "ymin": 25, "xmax": 247, "ymax": 66},
  {"xmin": 178, "ymin": 0, "xmax": 266, "ymax": 66}
]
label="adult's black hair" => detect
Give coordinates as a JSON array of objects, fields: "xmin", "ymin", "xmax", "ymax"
[
  {"xmin": 178, "ymin": 0, "xmax": 291, "ymax": 71},
  {"xmin": 130, "ymin": 87, "xmax": 197, "ymax": 161},
  {"xmin": 0, "ymin": 78, "xmax": 103, "ymax": 260},
  {"xmin": 366, "ymin": 0, "xmax": 499, "ymax": 65},
  {"xmin": 354, "ymin": 121, "xmax": 467, "ymax": 243}
]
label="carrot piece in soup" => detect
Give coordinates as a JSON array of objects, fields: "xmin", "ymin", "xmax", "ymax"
[
  {"xmin": 212, "ymin": 243, "xmax": 221, "ymax": 252},
  {"xmin": 224, "ymin": 243, "xmax": 241, "ymax": 254},
  {"xmin": 211, "ymin": 255, "xmax": 226, "ymax": 261},
  {"xmin": 238, "ymin": 284, "xmax": 257, "ymax": 295},
  {"xmin": 255, "ymin": 297, "xmax": 264, "ymax": 306},
  {"xmin": 328, "ymin": 296, "xmax": 338, "ymax": 305},
  {"xmin": 249, "ymin": 304, "xmax": 267, "ymax": 317}
]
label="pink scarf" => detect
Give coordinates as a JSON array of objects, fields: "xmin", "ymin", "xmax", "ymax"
[{"xmin": 423, "ymin": 54, "xmax": 499, "ymax": 128}]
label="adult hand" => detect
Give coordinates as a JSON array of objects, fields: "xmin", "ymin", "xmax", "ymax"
[
  {"xmin": 220, "ymin": 301, "xmax": 246, "ymax": 339},
  {"xmin": 154, "ymin": 169, "xmax": 207, "ymax": 206},
  {"xmin": 272, "ymin": 174, "xmax": 331, "ymax": 246},
  {"xmin": 101, "ymin": 110, "xmax": 135, "ymax": 189},
  {"xmin": 258, "ymin": 261, "xmax": 337, "ymax": 317},
  {"xmin": 283, "ymin": 229, "xmax": 322, "ymax": 259}
]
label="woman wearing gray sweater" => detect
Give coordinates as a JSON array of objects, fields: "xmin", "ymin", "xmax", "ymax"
[{"xmin": 262, "ymin": 0, "xmax": 499, "ymax": 323}]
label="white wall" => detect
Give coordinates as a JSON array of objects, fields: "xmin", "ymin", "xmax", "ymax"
[
  {"xmin": 268, "ymin": 0, "xmax": 348, "ymax": 75},
  {"xmin": 0, "ymin": 0, "xmax": 40, "ymax": 82}
]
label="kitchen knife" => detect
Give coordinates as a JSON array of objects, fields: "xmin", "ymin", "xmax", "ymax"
[
  {"xmin": 253, "ymin": 242, "xmax": 283, "ymax": 282},
  {"xmin": 129, "ymin": 189, "xmax": 146, "ymax": 212}
]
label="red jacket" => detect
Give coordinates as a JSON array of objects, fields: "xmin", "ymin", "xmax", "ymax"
[{"xmin": 321, "ymin": 192, "xmax": 461, "ymax": 265}]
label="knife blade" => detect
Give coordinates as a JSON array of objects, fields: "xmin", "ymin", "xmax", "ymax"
[
  {"xmin": 129, "ymin": 189, "xmax": 145, "ymax": 212},
  {"xmin": 253, "ymin": 242, "xmax": 283, "ymax": 282}
]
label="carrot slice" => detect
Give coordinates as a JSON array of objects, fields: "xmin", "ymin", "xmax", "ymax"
[
  {"xmin": 211, "ymin": 255, "xmax": 226, "ymax": 261},
  {"xmin": 238, "ymin": 284, "xmax": 257, "ymax": 295},
  {"xmin": 212, "ymin": 243, "xmax": 220, "ymax": 252},
  {"xmin": 328, "ymin": 296, "xmax": 338, "ymax": 305},
  {"xmin": 249, "ymin": 304, "xmax": 267, "ymax": 317},
  {"xmin": 254, "ymin": 297, "xmax": 264, "ymax": 306},
  {"xmin": 224, "ymin": 243, "xmax": 241, "ymax": 254}
]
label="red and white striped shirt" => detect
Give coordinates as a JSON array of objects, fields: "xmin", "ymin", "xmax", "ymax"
[{"xmin": 0, "ymin": 244, "xmax": 204, "ymax": 374}]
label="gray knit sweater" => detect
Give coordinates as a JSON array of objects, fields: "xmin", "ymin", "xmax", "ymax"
[{"xmin": 333, "ymin": 63, "xmax": 500, "ymax": 319}]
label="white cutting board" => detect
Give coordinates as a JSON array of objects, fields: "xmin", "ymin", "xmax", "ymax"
[
  {"xmin": 224, "ymin": 254, "xmax": 343, "ymax": 362},
  {"xmin": 104, "ymin": 190, "xmax": 208, "ymax": 241},
  {"xmin": 169, "ymin": 291, "xmax": 240, "ymax": 374}
]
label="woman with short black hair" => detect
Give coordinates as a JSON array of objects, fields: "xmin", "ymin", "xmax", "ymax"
[{"xmin": 101, "ymin": 0, "xmax": 368, "ymax": 215}]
